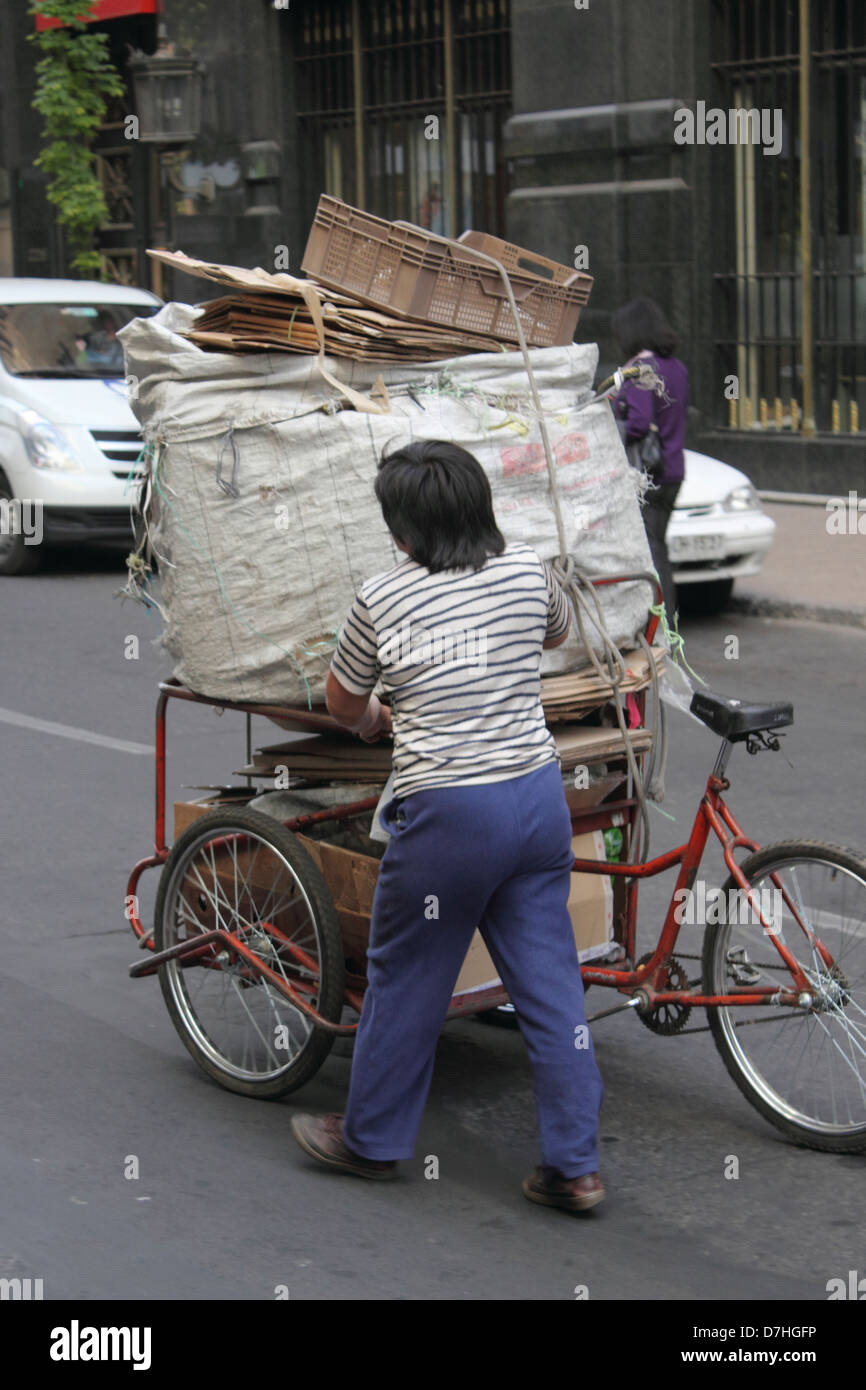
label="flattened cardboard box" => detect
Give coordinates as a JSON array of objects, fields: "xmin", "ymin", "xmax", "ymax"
[
  {"xmin": 174, "ymin": 794, "xmax": 245, "ymax": 838},
  {"xmin": 174, "ymin": 796, "xmax": 297, "ymax": 899},
  {"xmin": 567, "ymin": 830, "xmax": 614, "ymax": 965}
]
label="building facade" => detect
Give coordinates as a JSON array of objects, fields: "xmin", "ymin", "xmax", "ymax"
[{"xmin": 1, "ymin": 0, "xmax": 862, "ymax": 491}]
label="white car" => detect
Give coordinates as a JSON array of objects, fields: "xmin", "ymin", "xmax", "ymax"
[
  {"xmin": 0, "ymin": 278, "xmax": 161, "ymax": 574},
  {"xmin": 669, "ymin": 449, "xmax": 776, "ymax": 611}
]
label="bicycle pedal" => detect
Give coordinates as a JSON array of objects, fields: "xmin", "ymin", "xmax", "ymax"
[{"xmin": 725, "ymin": 945, "xmax": 761, "ymax": 985}]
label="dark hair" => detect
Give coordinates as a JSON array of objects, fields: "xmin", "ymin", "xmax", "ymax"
[
  {"xmin": 612, "ymin": 297, "xmax": 679, "ymax": 360},
  {"xmin": 374, "ymin": 439, "xmax": 506, "ymax": 572}
]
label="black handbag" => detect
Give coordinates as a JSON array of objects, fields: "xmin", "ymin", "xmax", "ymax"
[
  {"xmin": 626, "ymin": 422, "xmax": 663, "ymax": 476},
  {"xmin": 615, "ymin": 356, "xmax": 664, "ymax": 476}
]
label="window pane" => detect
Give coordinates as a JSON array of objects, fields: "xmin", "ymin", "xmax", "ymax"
[{"xmin": 291, "ymin": 0, "xmax": 511, "ymax": 238}]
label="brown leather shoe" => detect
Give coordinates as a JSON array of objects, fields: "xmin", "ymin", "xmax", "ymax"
[
  {"xmin": 291, "ymin": 1112, "xmax": 397, "ymax": 1180},
  {"xmin": 522, "ymin": 1166, "xmax": 605, "ymax": 1212}
]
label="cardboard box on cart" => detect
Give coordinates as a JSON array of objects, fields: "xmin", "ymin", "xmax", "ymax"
[
  {"xmin": 172, "ymin": 799, "xmax": 614, "ymax": 991},
  {"xmin": 171, "ymin": 794, "xmax": 313, "ymax": 939},
  {"xmin": 446, "ymin": 829, "xmax": 614, "ymax": 994}
]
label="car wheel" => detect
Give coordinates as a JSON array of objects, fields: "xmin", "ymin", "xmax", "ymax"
[
  {"xmin": 0, "ymin": 480, "xmax": 42, "ymax": 576},
  {"xmin": 678, "ymin": 577, "xmax": 733, "ymax": 614}
]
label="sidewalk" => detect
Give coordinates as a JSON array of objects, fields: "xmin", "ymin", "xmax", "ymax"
[{"xmin": 729, "ymin": 500, "xmax": 866, "ymax": 629}]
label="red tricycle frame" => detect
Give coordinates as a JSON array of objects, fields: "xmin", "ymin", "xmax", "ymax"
[{"xmin": 125, "ymin": 573, "xmax": 821, "ymax": 1027}]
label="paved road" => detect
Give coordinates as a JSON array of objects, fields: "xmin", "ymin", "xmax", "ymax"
[{"xmin": 2, "ymin": 546, "xmax": 865, "ymax": 1300}]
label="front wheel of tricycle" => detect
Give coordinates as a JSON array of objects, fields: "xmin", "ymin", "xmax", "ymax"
[
  {"xmin": 153, "ymin": 807, "xmax": 345, "ymax": 1099},
  {"xmin": 702, "ymin": 840, "xmax": 866, "ymax": 1152}
]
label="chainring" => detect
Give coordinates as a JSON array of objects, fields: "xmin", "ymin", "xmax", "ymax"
[{"xmin": 636, "ymin": 952, "xmax": 693, "ymax": 1035}]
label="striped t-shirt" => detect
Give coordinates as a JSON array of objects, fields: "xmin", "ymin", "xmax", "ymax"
[{"xmin": 329, "ymin": 541, "xmax": 570, "ymax": 797}]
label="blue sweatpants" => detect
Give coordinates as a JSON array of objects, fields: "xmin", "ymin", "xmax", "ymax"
[{"xmin": 341, "ymin": 760, "xmax": 604, "ymax": 1177}]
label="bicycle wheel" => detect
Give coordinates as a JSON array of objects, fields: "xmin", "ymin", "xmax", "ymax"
[
  {"xmin": 702, "ymin": 840, "xmax": 866, "ymax": 1152},
  {"xmin": 154, "ymin": 807, "xmax": 345, "ymax": 1098}
]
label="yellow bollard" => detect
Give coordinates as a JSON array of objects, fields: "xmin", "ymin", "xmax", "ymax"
[
  {"xmin": 760, "ymin": 397, "xmax": 768, "ymax": 428},
  {"xmin": 775, "ymin": 397, "xmax": 783, "ymax": 429},
  {"xmin": 851, "ymin": 400, "xmax": 859, "ymax": 433},
  {"xmin": 791, "ymin": 399, "xmax": 799, "ymax": 431}
]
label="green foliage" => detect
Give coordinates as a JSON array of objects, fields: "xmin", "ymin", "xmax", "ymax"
[{"xmin": 28, "ymin": 1, "xmax": 125, "ymax": 277}]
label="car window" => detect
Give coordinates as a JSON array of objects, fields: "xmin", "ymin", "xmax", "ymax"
[{"xmin": 0, "ymin": 302, "xmax": 158, "ymax": 378}]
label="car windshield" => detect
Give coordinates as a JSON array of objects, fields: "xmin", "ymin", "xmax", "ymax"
[{"xmin": 0, "ymin": 301, "xmax": 158, "ymax": 377}]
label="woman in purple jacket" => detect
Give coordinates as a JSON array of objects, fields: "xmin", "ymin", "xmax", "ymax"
[{"xmin": 612, "ymin": 298, "xmax": 689, "ymax": 626}]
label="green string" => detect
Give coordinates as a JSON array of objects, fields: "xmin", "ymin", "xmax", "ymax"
[
  {"xmin": 649, "ymin": 601, "xmax": 706, "ymax": 685},
  {"xmin": 298, "ymin": 631, "xmax": 340, "ymax": 659},
  {"xmin": 150, "ymin": 442, "xmax": 317, "ymax": 708},
  {"xmin": 120, "ymin": 441, "xmax": 150, "ymax": 496}
]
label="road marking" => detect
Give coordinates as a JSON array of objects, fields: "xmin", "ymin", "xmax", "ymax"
[{"xmin": 0, "ymin": 706, "xmax": 152, "ymax": 755}]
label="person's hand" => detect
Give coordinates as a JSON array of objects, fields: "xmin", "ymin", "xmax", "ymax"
[{"xmin": 358, "ymin": 700, "xmax": 392, "ymax": 743}]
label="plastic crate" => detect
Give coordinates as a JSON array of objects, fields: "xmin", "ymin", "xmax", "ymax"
[
  {"xmin": 457, "ymin": 231, "xmax": 579, "ymax": 288},
  {"xmin": 301, "ymin": 196, "xmax": 593, "ymax": 348}
]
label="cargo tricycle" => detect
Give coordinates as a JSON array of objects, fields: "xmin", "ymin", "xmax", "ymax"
[{"xmin": 125, "ymin": 574, "xmax": 866, "ymax": 1155}]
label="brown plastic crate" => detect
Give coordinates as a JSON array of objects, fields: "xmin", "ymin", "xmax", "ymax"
[
  {"xmin": 457, "ymin": 231, "xmax": 579, "ymax": 287},
  {"xmin": 301, "ymin": 195, "xmax": 593, "ymax": 348}
]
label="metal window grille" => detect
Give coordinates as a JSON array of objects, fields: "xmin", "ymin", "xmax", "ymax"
[
  {"xmin": 711, "ymin": 0, "xmax": 866, "ymax": 435},
  {"xmin": 292, "ymin": 0, "xmax": 511, "ymax": 238},
  {"xmin": 814, "ymin": 2, "xmax": 866, "ymax": 435}
]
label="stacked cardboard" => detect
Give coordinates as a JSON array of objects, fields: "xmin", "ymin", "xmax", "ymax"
[
  {"xmin": 552, "ymin": 724, "xmax": 652, "ymax": 770},
  {"xmin": 235, "ymin": 722, "xmax": 651, "ymax": 786},
  {"xmin": 259, "ymin": 647, "xmax": 663, "ymax": 739},
  {"xmin": 236, "ymin": 735, "xmax": 392, "ymax": 784},
  {"xmin": 148, "ymin": 250, "xmax": 507, "ymax": 363},
  {"xmin": 540, "ymin": 647, "xmax": 665, "ymax": 722},
  {"xmin": 188, "ymin": 292, "xmax": 507, "ymax": 363}
]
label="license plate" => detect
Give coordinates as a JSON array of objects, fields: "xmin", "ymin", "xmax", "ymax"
[{"xmin": 669, "ymin": 533, "xmax": 725, "ymax": 562}]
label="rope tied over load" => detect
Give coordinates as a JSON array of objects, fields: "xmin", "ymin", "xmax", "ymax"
[{"xmin": 420, "ymin": 229, "xmax": 677, "ymax": 864}]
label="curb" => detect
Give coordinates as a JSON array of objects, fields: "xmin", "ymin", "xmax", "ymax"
[
  {"xmin": 728, "ymin": 592, "xmax": 866, "ymax": 630},
  {"xmin": 757, "ymin": 491, "xmax": 833, "ymax": 507}
]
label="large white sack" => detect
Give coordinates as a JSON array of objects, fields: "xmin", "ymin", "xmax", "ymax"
[{"xmin": 120, "ymin": 302, "xmax": 655, "ymax": 706}]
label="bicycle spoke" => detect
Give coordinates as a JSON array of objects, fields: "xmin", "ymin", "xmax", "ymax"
[
  {"xmin": 809, "ymin": 1010, "xmax": 866, "ymax": 1104},
  {"xmin": 158, "ymin": 815, "xmax": 338, "ymax": 1087},
  {"xmin": 225, "ymin": 974, "xmax": 281, "ymax": 1067},
  {"xmin": 710, "ymin": 848, "xmax": 866, "ymax": 1141}
]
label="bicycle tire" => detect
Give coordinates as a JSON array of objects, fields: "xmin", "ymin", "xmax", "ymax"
[
  {"xmin": 702, "ymin": 839, "xmax": 866, "ymax": 1153},
  {"xmin": 154, "ymin": 807, "xmax": 345, "ymax": 1098}
]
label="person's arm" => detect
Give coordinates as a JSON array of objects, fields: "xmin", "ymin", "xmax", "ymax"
[
  {"xmin": 616, "ymin": 378, "xmax": 654, "ymax": 442},
  {"xmin": 326, "ymin": 593, "xmax": 391, "ymax": 741},
  {"xmin": 325, "ymin": 670, "xmax": 391, "ymax": 740},
  {"xmin": 542, "ymin": 563, "xmax": 572, "ymax": 649}
]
